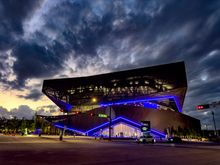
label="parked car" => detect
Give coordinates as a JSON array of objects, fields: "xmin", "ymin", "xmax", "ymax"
[
  {"xmin": 167, "ymin": 136, "xmax": 182, "ymax": 143},
  {"xmin": 136, "ymin": 136, "xmax": 155, "ymax": 144}
]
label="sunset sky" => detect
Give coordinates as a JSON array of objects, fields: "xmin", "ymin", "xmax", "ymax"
[{"xmin": 0, "ymin": 0, "xmax": 220, "ymax": 129}]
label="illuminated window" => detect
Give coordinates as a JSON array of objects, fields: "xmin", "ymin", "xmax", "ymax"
[{"xmin": 145, "ymin": 80, "xmax": 149, "ymax": 84}]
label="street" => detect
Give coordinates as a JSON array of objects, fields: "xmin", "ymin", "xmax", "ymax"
[{"xmin": 0, "ymin": 135, "xmax": 220, "ymax": 165}]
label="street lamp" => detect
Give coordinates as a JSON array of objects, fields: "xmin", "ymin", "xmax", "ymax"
[
  {"xmin": 197, "ymin": 103, "xmax": 218, "ymax": 136},
  {"xmin": 211, "ymin": 111, "xmax": 217, "ymax": 136},
  {"xmin": 203, "ymin": 111, "xmax": 217, "ymax": 136},
  {"xmin": 92, "ymin": 97, "xmax": 97, "ymax": 103},
  {"xmin": 91, "ymin": 97, "xmax": 97, "ymax": 110}
]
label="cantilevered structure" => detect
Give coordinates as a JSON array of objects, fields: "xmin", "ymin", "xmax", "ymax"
[{"xmin": 42, "ymin": 62, "xmax": 200, "ymax": 138}]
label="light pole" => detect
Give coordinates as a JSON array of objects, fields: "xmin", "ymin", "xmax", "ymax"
[
  {"xmin": 196, "ymin": 102, "xmax": 219, "ymax": 137},
  {"xmin": 109, "ymin": 105, "xmax": 112, "ymax": 141},
  {"xmin": 202, "ymin": 124, "xmax": 207, "ymax": 137},
  {"xmin": 211, "ymin": 111, "xmax": 217, "ymax": 136},
  {"xmin": 59, "ymin": 110, "xmax": 68, "ymax": 141}
]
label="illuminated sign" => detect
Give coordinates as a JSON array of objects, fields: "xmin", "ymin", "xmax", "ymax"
[
  {"xmin": 141, "ymin": 121, "xmax": 151, "ymax": 132},
  {"xmin": 98, "ymin": 114, "xmax": 108, "ymax": 118}
]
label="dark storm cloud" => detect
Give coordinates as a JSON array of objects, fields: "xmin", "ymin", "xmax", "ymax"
[
  {"xmin": 0, "ymin": 0, "xmax": 45, "ymax": 88},
  {"xmin": 0, "ymin": 53, "xmax": 8, "ymax": 78},
  {"xmin": 132, "ymin": 0, "xmax": 220, "ymax": 65},
  {"xmin": 1, "ymin": 0, "xmax": 172, "ymax": 88},
  {"xmin": 0, "ymin": 0, "xmax": 43, "ymax": 50},
  {"xmin": 0, "ymin": 0, "xmax": 164, "ymax": 92},
  {"xmin": 39, "ymin": 0, "xmax": 166, "ymax": 66},
  {"xmin": 17, "ymin": 89, "xmax": 43, "ymax": 101},
  {"xmin": 12, "ymin": 41, "xmax": 64, "ymax": 87}
]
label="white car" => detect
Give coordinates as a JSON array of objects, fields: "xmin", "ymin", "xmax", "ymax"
[{"xmin": 136, "ymin": 136, "xmax": 155, "ymax": 144}]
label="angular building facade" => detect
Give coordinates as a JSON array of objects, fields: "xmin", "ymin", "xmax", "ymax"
[{"xmin": 41, "ymin": 62, "xmax": 200, "ymax": 138}]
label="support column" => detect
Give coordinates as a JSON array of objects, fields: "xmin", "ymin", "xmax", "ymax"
[{"xmin": 109, "ymin": 106, "xmax": 112, "ymax": 141}]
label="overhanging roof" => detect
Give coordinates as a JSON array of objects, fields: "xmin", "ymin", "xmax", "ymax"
[{"xmin": 42, "ymin": 62, "xmax": 187, "ymax": 112}]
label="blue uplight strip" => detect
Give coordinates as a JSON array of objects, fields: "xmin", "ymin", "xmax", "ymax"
[
  {"xmin": 85, "ymin": 116, "xmax": 166, "ymax": 137},
  {"xmin": 85, "ymin": 117, "xmax": 140, "ymax": 134},
  {"xmin": 54, "ymin": 124, "xmax": 85, "ymax": 134},
  {"xmin": 116, "ymin": 117, "xmax": 141, "ymax": 127},
  {"xmin": 53, "ymin": 116, "xmax": 166, "ymax": 138},
  {"xmin": 111, "ymin": 122, "xmax": 142, "ymax": 131},
  {"xmin": 100, "ymin": 95, "xmax": 182, "ymax": 112},
  {"xmin": 151, "ymin": 129, "xmax": 166, "ymax": 137},
  {"xmin": 143, "ymin": 102, "xmax": 158, "ymax": 109},
  {"xmin": 47, "ymin": 94, "xmax": 73, "ymax": 112},
  {"xmin": 85, "ymin": 121, "xmax": 111, "ymax": 134},
  {"xmin": 173, "ymin": 96, "xmax": 182, "ymax": 113}
]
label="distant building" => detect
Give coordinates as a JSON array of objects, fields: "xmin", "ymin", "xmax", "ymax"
[{"xmin": 41, "ymin": 62, "xmax": 200, "ymax": 138}]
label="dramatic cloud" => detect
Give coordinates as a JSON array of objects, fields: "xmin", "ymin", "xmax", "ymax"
[
  {"xmin": 17, "ymin": 89, "xmax": 43, "ymax": 101},
  {"xmin": 186, "ymin": 108, "xmax": 220, "ymax": 131},
  {"xmin": 10, "ymin": 105, "xmax": 35, "ymax": 119},
  {"xmin": 0, "ymin": 0, "xmax": 220, "ymax": 128},
  {"xmin": 0, "ymin": 106, "xmax": 10, "ymax": 118},
  {"xmin": 0, "ymin": 105, "xmax": 61, "ymax": 119},
  {"xmin": 36, "ymin": 105, "xmax": 62, "ymax": 116},
  {"xmin": 12, "ymin": 42, "xmax": 64, "ymax": 87},
  {"xmin": 0, "ymin": 0, "xmax": 43, "ymax": 50}
]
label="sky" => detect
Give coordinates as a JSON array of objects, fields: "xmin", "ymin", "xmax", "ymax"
[{"xmin": 0, "ymin": 0, "xmax": 220, "ymax": 129}]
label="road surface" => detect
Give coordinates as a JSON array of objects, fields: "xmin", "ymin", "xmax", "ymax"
[{"xmin": 0, "ymin": 135, "xmax": 220, "ymax": 165}]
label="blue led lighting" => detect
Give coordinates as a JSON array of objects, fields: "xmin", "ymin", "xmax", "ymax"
[
  {"xmin": 53, "ymin": 116, "xmax": 166, "ymax": 138},
  {"xmin": 143, "ymin": 102, "xmax": 158, "ymax": 109},
  {"xmin": 85, "ymin": 117, "xmax": 124, "ymax": 134},
  {"xmin": 116, "ymin": 117, "xmax": 141, "ymax": 127},
  {"xmin": 100, "ymin": 95, "xmax": 182, "ymax": 112},
  {"xmin": 86, "ymin": 116, "xmax": 165, "ymax": 137},
  {"xmin": 85, "ymin": 117, "xmax": 140, "ymax": 134},
  {"xmin": 126, "ymin": 119, "xmax": 163, "ymax": 136},
  {"xmin": 151, "ymin": 129, "xmax": 166, "ymax": 137},
  {"xmin": 54, "ymin": 124, "xmax": 85, "ymax": 134},
  {"xmin": 173, "ymin": 96, "xmax": 182, "ymax": 113},
  {"xmin": 47, "ymin": 95, "xmax": 73, "ymax": 112},
  {"xmin": 85, "ymin": 121, "xmax": 111, "ymax": 134},
  {"xmin": 105, "ymin": 122, "xmax": 141, "ymax": 132},
  {"xmin": 114, "ymin": 117, "xmax": 165, "ymax": 137}
]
